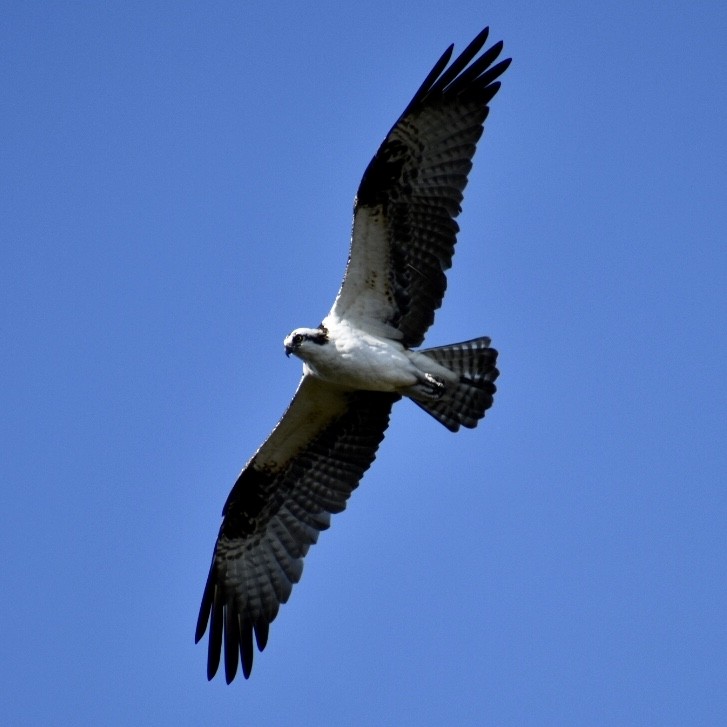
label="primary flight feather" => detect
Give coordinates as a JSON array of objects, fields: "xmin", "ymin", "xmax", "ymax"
[{"xmin": 196, "ymin": 25, "xmax": 510, "ymax": 682}]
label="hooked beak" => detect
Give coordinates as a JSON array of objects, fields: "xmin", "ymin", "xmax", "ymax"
[{"xmin": 284, "ymin": 345, "xmax": 293, "ymax": 358}]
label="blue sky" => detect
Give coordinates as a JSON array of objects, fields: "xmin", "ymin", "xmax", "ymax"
[{"xmin": 2, "ymin": 2, "xmax": 726, "ymax": 725}]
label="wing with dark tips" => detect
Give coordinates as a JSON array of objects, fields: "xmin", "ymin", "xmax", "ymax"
[
  {"xmin": 328, "ymin": 27, "xmax": 510, "ymax": 346},
  {"xmin": 195, "ymin": 375, "xmax": 399, "ymax": 682}
]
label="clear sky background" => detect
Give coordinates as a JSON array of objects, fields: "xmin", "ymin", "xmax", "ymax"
[{"xmin": 2, "ymin": 2, "xmax": 726, "ymax": 725}]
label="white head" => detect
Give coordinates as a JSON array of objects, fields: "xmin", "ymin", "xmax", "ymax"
[{"xmin": 283, "ymin": 326, "xmax": 329, "ymax": 359}]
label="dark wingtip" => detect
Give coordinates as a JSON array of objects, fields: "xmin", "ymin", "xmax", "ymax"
[
  {"xmin": 254, "ymin": 621, "xmax": 270, "ymax": 652},
  {"xmin": 224, "ymin": 606, "xmax": 240, "ymax": 683},
  {"xmin": 194, "ymin": 603, "xmax": 210, "ymax": 645},
  {"xmin": 401, "ymin": 41, "xmax": 455, "ymax": 117},
  {"xmin": 241, "ymin": 622, "xmax": 254, "ymax": 679},
  {"xmin": 475, "ymin": 25, "xmax": 490, "ymax": 43},
  {"xmin": 205, "ymin": 594, "xmax": 223, "ymax": 680},
  {"xmin": 492, "ymin": 56, "xmax": 513, "ymax": 78},
  {"xmin": 195, "ymin": 559, "xmax": 216, "ymax": 644},
  {"xmin": 400, "ymin": 27, "xmax": 510, "ymax": 118}
]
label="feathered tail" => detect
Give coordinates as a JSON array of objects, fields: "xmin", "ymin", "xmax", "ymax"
[{"xmin": 414, "ymin": 336, "xmax": 499, "ymax": 432}]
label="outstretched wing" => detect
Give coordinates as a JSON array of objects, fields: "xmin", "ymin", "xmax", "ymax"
[
  {"xmin": 327, "ymin": 27, "xmax": 511, "ymax": 347},
  {"xmin": 195, "ymin": 376, "xmax": 399, "ymax": 682}
]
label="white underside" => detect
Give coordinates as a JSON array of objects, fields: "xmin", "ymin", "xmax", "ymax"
[{"xmin": 295, "ymin": 313, "xmax": 456, "ymax": 394}]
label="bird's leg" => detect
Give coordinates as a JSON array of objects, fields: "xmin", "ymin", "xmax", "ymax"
[{"xmin": 404, "ymin": 372, "xmax": 446, "ymax": 400}]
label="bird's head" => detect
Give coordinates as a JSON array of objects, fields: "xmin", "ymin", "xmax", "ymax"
[{"xmin": 284, "ymin": 326, "xmax": 329, "ymax": 358}]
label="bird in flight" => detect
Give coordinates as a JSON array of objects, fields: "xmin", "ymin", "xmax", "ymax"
[{"xmin": 196, "ymin": 26, "xmax": 510, "ymax": 682}]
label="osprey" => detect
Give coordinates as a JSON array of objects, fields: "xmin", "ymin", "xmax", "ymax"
[{"xmin": 196, "ymin": 26, "xmax": 510, "ymax": 682}]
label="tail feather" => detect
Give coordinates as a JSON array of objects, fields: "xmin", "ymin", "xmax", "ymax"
[{"xmin": 413, "ymin": 336, "xmax": 499, "ymax": 432}]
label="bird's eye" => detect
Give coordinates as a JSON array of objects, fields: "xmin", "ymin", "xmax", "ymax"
[{"xmin": 293, "ymin": 334, "xmax": 303, "ymax": 346}]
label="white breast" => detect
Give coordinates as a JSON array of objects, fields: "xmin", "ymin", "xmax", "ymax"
[{"xmin": 301, "ymin": 316, "xmax": 420, "ymax": 392}]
